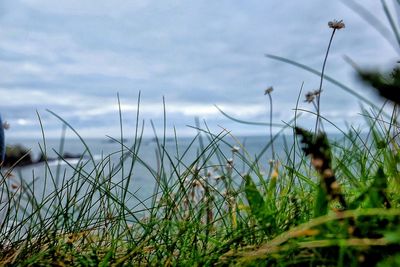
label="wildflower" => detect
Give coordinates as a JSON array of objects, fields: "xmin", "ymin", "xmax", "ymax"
[
  {"xmin": 304, "ymin": 89, "xmax": 322, "ymax": 103},
  {"xmin": 311, "ymin": 158, "xmax": 324, "ymax": 170},
  {"xmin": 11, "ymin": 183, "xmax": 19, "ymax": 189},
  {"xmin": 225, "ymin": 163, "xmax": 233, "ymax": 172},
  {"xmin": 330, "ymin": 181, "xmax": 339, "ymax": 190},
  {"xmin": 183, "ymin": 176, "xmax": 191, "ymax": 185},
  {"xmin": 202, "ymin": 196, "xmax": 210, "ymax": 203},
  {"xmin": 328, "ymin": 19, "xmax": 345, "ymax": 30},
  {"xmin": 323, "ymin": 169, "xmax": 334, "ymax": 179},
  {"xmin": 226, "ymin": 158, "xmax": 234, "ymax": 171},
  {"xmin": 304, "ymin": 91, "xmax": 315, "ymax": 103},
  {"xmin": 192, "ymin": 179, "xmax": 203, "ymax": 188},
  {"xmin": 231, "ymin": 145, "xmax": 240, "ymax": 153},
  {"xmin": 264, "ymin": 86, "xmax": 273, "ymax": 95},
  {"xmin": 191, "ymin": 166, "xmax": 200, "ymax": 175}
]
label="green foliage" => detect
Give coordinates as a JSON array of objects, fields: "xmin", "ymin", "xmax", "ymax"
[
  {"xmin": 359, "ymin": 67, "xmax": 400, "ymax": 104},
  {"xmin": 295, "ymin": 127, "xmax": 347, "ymax": 216},
  {"xmin": 2, "ymin": 2, "xmax": 400, "ymax": 266},
  {"xmin": 244, "ymin": 174, "xmax": 266, "ymax": 222},
  {"xmin": 244, "ymin": 174, "xmax": 276, "ymax": 235}
]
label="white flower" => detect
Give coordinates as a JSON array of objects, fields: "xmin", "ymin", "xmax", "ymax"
[{"xmin": 231, "ymin": 146, "xmax": 240, "ymax": 153}]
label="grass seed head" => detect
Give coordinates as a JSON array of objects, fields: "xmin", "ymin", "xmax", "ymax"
[
  {"xmin": 304, "ymin": 89, "xmax": 322, "ymax": 103},
  {"xmin": 264, "ymin": 86, "xmax": 273, "ymax": 95},
  {"xmin": 328, "ymin": 19, "xmax": 345, "ymax": 30},
  {"xmin": 231, "ymin": 145, "xmax": 240, "ymax": 153}
]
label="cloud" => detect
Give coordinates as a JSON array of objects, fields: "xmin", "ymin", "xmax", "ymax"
[
  {"xmin": 0, "ymin": 0, "xmax": 398, "ymax": 138},
  {"xmin": 19, "ymin": 0, "xmax": 153, "ymax": 17}
]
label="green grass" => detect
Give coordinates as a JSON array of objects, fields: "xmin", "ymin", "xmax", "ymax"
[
  {"xmin": 2, "ymin": 2, "xmax": 400, "ymax": 266},
  {"xmin": 4, "ymin": 101, "xmax": 400, "ymax": 267}
]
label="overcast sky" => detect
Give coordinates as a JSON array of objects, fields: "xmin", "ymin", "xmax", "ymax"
[{"xmin": 0, "ymin": 1, "xmax": 398, "ymax": 139}]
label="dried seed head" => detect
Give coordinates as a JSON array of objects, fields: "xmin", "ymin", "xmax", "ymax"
[
  {"xmin": 304, "ymin": 90, "xmax": 322, "ymax": 103},
  {"xmin": 323, "ymin": 169, "xmax": 334, "ymax": 178},
  {"xmin": 311, "ymin": 158, "xmax": 324, "ymax": 170},
  {"xmin": 225, "ymin": 163, "xmax": 233, "ymax": 171},
  {"xmin": 328, "ymin": 20, "xmax": 345, "ymax": 30},
  {"xmin": 11, "ymin": 184, "xmax": 19, "ymax": 189},
  {"xmin": 226, "ymin": 159, "xmax": 234, "ymax": 171},
  {"xmin": 264, "ymin": 86, "xmax": 273, "ymax": 95},
  {"xmin": 330, "ymin": 181, "xmax": 339, "ymax": 190},
  {"xmin": 231, "ymin": 146, "xmax": 240, "ymax": 153},
  {"xmin": 304, "ymin": 92, "xmax": 315, "ymax": 103},
  {"xmin": 192, "ymin": 179, "xmax": 203, "ymax": 188}
]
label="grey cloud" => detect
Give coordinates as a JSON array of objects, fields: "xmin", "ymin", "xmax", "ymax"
[{"xmin": 0, "ymin": 0, "xmax": 397, "ymax": 138}]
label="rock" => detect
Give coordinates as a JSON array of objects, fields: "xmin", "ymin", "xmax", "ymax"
[
  {"xmin": 36, "ymin": 152, "xmax": 54, "ymax": 163},
  {"xmin": 62, "ymin": 152, "xmax": 82, "ymax": 159},
  {"xmin": 3, "ymin": 145, "xmax": 34, "ymax": 167},
  {"xmin": 3, "ymin": 144, "xmax": 84, "ymax": 168}
]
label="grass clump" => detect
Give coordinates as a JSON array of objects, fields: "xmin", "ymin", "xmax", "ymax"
[{"xmin": 2, "ymin": 3, "xmax": 400, "ymax": 266}]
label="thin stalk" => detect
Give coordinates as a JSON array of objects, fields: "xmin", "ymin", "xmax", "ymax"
[
  {"xmin": 265, "ymin": 54, "xmax": 386, "ymax": 114},
  {"xmin": 381, "ymin": 0, "xmax": 400, "ymax": 47},
  {"xmin": 342, "ymin": 0, "xmax": 399, "ymax": 53},
  {"xmin": 266, "ymin": 91, "xmax": 275, "ymax": 161},
  {"xmin": 315, "ymin": 28, "xmax": 336, "ymax": 135}
]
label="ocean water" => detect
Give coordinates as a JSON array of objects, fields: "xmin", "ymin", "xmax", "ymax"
[
  {"xmin": 5, "ymin": 135, "xmax": 290, "ymax": 202},
  {"xmin": 0, "ymin": 134, "xmax": 311, "ymax": 241},
  {"xmin": 2, "ymin": 133, "xmax": 353, "ymax": 232}
]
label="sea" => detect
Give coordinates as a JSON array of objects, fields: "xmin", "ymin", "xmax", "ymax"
[
  {"xmin": 5, "ymin": 135, "xmax": 293, "ymax": 201},
  {"xmin": 1, "ymin": 133, "xmax": 352, "ymax": 234}
]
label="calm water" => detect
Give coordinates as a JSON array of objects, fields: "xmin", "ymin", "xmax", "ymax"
[
  {"xmin": 2, "ymin": 133, "xmax": 350, "ymax": 232},
  {"xmin": 6, "ymin": 135, "xmax": 292, "ymax": 200}
]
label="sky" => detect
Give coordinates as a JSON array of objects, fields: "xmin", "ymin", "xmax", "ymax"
[{"xmin": 0, "ymin": 1, "xmax": 399, "ymax": 139}]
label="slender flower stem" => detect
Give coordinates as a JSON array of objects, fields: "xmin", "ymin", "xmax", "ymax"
[
  {"xmin": 315, "ymin": 29, "xmax": 337, "ymax": 135},
  {"xmin": 267, "ymin": 92, "xmax": 276, "ymax": 161}
]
